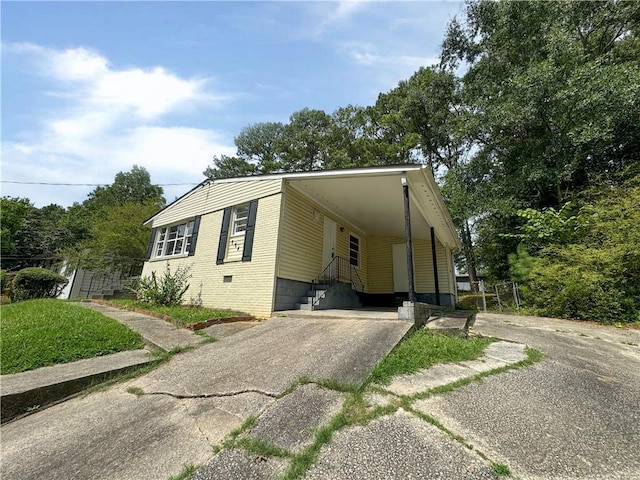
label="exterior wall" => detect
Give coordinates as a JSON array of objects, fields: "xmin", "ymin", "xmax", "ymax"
[
  {"xmin": 277, "ymin": 183, "xmax": 369, "ymax": 289},
  {"xmin": 273, "ymin": 277, "xmax": 311, "ymax": 311},
  {"xmin": 149, "ymin": 179, "xmax": 282, "ymax": 228},
  {"xmin": 142, "ymin": 193, "xmax": 282, "ymax": 318},
  {"xmin": 367, "ymin": 235, "xmax": 453, "ymax": 295}
]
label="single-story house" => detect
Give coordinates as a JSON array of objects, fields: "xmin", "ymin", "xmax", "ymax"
[{"xmin": 141, "ymin": 165, "xmax": 462, "ymax": 318}]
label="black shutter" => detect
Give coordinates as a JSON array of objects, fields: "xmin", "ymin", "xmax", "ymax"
[
  {"xmin": 216, "ymin": 207, "xmax": 232, "ymax": 265},
  {"xmin": 145, "ymin": 228, "xmax": 157, "ymax": 261},
  {"xmin": 188, "ymin": 215, "xmax": 201, "ymax": 256},
  {"xmin": 242, "ymin": 199, "xmax": 258, "ymax": 262}
]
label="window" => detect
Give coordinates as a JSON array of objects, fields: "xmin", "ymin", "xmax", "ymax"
[
  {"xmin": 217, "ymin": 200, "xmax": 258, "ymax": 265},
  {"xmin": 349, "ymin": 233, "xmax": 360, "ymax": 268},
  {"xmin": 231, "ymin": 203, "xmax": 249, "ymax": 235},
  {"xmin": 154, "ymin": 220, "xmax": 195, "ymax": 258}
]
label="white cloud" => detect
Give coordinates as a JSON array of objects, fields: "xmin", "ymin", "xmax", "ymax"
[
  {"xmin": 306, "ymin": 0, "xmax": 370, "ymax": 38},
  {"xmin": 1, "ymin": 43, "xmax": 234, "ymax": 207},
  {"xmin": 339, "ymin": 42, "xmax": 438, "ymax": 70}
]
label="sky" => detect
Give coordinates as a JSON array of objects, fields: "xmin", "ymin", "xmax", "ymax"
[{"xmin": 1, "ymin": 0, "xmax": 464, "ymax": 207}]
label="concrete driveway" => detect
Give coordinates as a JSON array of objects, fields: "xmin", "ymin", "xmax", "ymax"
[
  {"xmin": 2, "ymin": 312, "xmax": 639, "ymax": 480},
  {"xmin": 0, "ymin": 316, "xmax": 410, "ymax": 480}
]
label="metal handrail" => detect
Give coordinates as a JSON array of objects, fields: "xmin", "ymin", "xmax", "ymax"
[{"xmin": 310, "ymin": 256, "xmax": 364, "ymax": 309}]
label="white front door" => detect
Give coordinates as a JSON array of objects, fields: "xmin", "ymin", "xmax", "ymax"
[
  {"xmin": 322, "ymin": 217, "xmax": 337, "ymax": 271},
  {"xmin": 393, "ymin": 243, "xmax": 409, "ymax": 292}
]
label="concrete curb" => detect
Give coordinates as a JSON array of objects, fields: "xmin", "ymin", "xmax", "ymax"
[
  {"xmin": 1, "ymin": 302, "xmax": 204, "ymax": 423},
  {"xmin": 1, "ymin": 349, "xmax": 155, "ymax": 423}
]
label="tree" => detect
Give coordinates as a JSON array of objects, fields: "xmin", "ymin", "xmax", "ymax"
[
  {"xmin": 73, "ymin": 201, "xmax": 162, "ymax": 275},
  {"xmin": 204, "ymin": 154, "xmax": 258, "ymax": 179},
  {"xmin": 1, "ymin": 197, "xmax": 33, "ymax": 267},
  {"xmin": 84, "ymin": 165, "xmax": 165, "ymax": 213},
  {"xmin": 439, "ymin": 0, "xmax": 640, "ymax": 277},
  {"xmin": 235, "ymin": 122, "xmax": 285, "ymax": 174},
  {"xmin": 65, "ymin": 166, "xmax": 165, "ymax": 275}
]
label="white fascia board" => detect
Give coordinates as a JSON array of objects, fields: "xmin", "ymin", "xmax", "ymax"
[{"xmin": 212, "ymin": 165, "xmax": 422, "ymax": 184}]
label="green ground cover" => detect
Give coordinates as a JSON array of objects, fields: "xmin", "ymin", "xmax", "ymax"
[
  {"xmin": 1, "ymin": 299, "xmax": 144, "ymax": 374},
  {"xmin": 370, "ymin": 328, "xmax": 494, "ymax": 384},
  {"xmin": 106, "ymin": 299, "xmax": 239, "ymax": 326}
]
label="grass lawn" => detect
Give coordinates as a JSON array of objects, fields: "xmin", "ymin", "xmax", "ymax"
[
  {"xmin": 1, "ymin": 299, "xmax": 145, "ymax": 375},
  {"xmin": 106, "ymin": 299, "xmax": 239, "ymax": 326},
  {"xmin": 369, "ymin": 328, "xmax": 495, "ymax": 385}
]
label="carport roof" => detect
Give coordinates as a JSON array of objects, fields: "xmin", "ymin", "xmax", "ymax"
[{"xmin": 217, "ymin": 165, "xmax": 461, "ymax": 249}]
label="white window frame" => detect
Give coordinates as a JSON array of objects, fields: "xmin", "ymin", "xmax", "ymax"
[
  {"xmin": 154, "ymin": 219, "xmax": 195, "ymax": 258},
  {"xmin": 231, "ymin": 203, "xmax": 249, "ymax": 236},
  {"xmin": 349, "ymin": 233, "xmax": 361, "ymax": 268}
]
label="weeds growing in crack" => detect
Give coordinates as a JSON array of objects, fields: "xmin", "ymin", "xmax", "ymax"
[
  {"xmin": 406, "ymin": 407, "xmax": 473, "ymax": 449},
  {"xmin": 126, "ymin": 386, "xmax": 145, "ymax": 396},
  {"xmin": 234, "ymin": 438, "xmax": 292, "ymax": 458},
  {"xmin": 313, "ymin": 378, "xmax": 359, "ymax": 393},
  {"xmin": 220, "ymin": 415, "xmax": 258, "ymax": 450},
  {"xmin": 277, "ymin": 390, "xmax": 400, "ymax": 480},
  {"xmin": 492, "ymin": 462, "xmax": 511, "ymax": 476},
  {"xmin": 194, "ymin": 331, "xmax": 217, "ymax": 344},
  {"xmin": 276, "ymin": 376, "xmax": 311, "ymax": 399},
  {"xmin": 168, "ymin": 463, "xmax": 197, "ymax": 480},
  {"xmin": 405, "ymin": 347, "xmax": 544, "ymax": 402}
]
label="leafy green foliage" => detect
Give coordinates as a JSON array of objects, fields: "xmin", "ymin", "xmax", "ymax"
[
  {"xmin": 130, "ymin": 263, "xmax": 191, "ymax": 306},
  {"xmin": 1, "ymin": 197, "xmax": 33, "ymax": 263},
  {"xmin": 10, "ymin": 267, "xmax": 69, "ymax": 302},
  {"xmin": 516, "ymin": 176, "xmax": 640, "ymax": 322},
  {"xmin": 0, "ymin": 269, "xmax": 8, "ymax": 293},
  {"xmin": 440, "ymin": 0, "xmax": 640, "ymax": 277},
  {"xmin": 0, "ymin": 299, "xmax": 144, "ymax": 374}
]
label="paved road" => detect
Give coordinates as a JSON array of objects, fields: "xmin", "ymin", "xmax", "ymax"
[{"xmin": 415, "ymin": 313, "xmax": 640, "ymax": 480}]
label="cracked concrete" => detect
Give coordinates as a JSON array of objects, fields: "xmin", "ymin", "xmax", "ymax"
[
  {"xmin": 146, "ymin": 388, "xmax": 279, "ymax": 400},
  {"xmin": 1, "ymin": 315, "xmax": 409, "ymax": 480}
]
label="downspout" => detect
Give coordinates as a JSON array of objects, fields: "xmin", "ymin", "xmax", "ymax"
[
  {"xmin": 401, "ymin": 175, "xmax": 416, "ymax": 303},
  {"xmin": 431, "ymin": 226, "xmax": 441, "ymax": 305}
]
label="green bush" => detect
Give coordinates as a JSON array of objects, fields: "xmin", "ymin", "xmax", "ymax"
[
  {"xmin": 10, "ymin": 267, "xmax": 69, "ymax": 302},
  {"xmin": 130, "ymin": 263, "xmax": 191, "ymax": 306},
  {"xmin": 0, "ymin": 270, "xmax": 7, "ymax": 293}
]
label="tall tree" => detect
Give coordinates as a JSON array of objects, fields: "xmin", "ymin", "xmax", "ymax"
[
  {"xmin": 84, "ymin": 165, "xmax": 165, "ymax": 213},
  {"xmin": 440, "ymin": 0, "xmax": 640, "ymax": 277}
]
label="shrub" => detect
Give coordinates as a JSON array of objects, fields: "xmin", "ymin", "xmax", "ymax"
[
  {"xmin": 130, "ymin": 263, "xmax": 191, "ymax": 306},
  {"xmin": 10, "ymin": 267, "xmax": 69, "ymax": 302},
  {"xmin": 0, "ymin": 270, "xmax": 7, "ymax": 293}
]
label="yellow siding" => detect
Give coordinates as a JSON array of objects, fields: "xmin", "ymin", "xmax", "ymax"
[
  {"xmin": 142, "ymin": 194, "xmax": 282, "ymax": 318},
  {"xmin": 367, "ymin": 235, "xmax": 453, "ymax": 294},
  {"xmin": 277, "ymin": 184, "xmax": 369, "ymax": 288},
  {"xmin": 367, "ymin": 236, "xmax": 396, "ymax": 293},
  {"xmin": 150, "ymin": 179, "xmax": 282, "ymax": 227}
]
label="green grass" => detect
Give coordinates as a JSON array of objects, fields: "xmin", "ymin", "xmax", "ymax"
[
  {"xmin": 106, "ymin": 299, "xmax": 239, "ymax": 326},
  {"xmin": 369, "ymin": 329, "xmax": 494, "ymax": 385},
  {"xmin": 168, "ymin": 464, "xmax": 197, "ymax": 480},
  {"xmin": 492, "ymin": 462, "xmax": 511, "ymax": 476},
  {"xmin": 0, "ymin": 299, "xmax": 145, "ymax": 374}
]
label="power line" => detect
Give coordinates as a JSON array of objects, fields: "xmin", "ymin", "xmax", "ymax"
[{"xmin": 1, "ymin": 181, "xmax": 198, "ymax": 186}]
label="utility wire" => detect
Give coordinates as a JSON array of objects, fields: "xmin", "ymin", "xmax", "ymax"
[{"xmin": 1, "ymin": 181, "xmax": 197, "ymax": 186}]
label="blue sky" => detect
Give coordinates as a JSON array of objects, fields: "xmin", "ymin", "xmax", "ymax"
[{"xmin": 2, "ymin": 1, "xmax": 463, "ymax": 207}]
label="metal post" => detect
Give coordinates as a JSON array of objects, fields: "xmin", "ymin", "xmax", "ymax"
[
  {"xmin": 401, "ymin": 176, "xmax": 416, "ymax": 303},
  {"xmin": 480, "ymin": 279, "xmax": 487, "ymax": 312},
  {"xmin": 430, "ymin": 226, "xmax": 440, "ymax": 306}
]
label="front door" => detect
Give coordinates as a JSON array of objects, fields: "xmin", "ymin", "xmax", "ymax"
[
  {"xmin": 393, "ymin": 243, "xmax": 409, "ymax": 292},
  {"xmin": 322, "ymin": 217, "xmax": 337, "ymax": 275}
]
